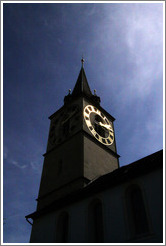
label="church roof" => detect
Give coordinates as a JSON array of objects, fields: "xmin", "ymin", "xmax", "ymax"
[
  {"xmin": 64, "ymin": 61, "xmax": 101, "ymax": 105},
  {"xmin": 26, "ymin": 149, "xmax": 163, "ymax": 220},
  {"xmin": 72, "ymin": 67, "xmax": 92, "ymax": 97}
]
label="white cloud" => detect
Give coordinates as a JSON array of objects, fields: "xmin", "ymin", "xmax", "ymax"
[
  {"xmin": 124, "ymin": 4, "xmax": 163, "ymax": 95},
  {"xmin": 30, "ymin": 161, "xmax": 42, "ymax": 174},
  {"xmin": 105, "ymin": 3, "xmax": 163, "ymax": 107},
  {"xmin": 10, "ymin": 160, "xmax": 27, "ymax": 169},
  {"xmin": 4, "ymin": 146, "xmax": 28, "ymax": 169},
  {"xmin": 125, "ymin": 4, "xmax": 162, "ymax": 49},
  {"xmin": 85, "ymin": 3, "xmax": 163, "ymax": 101}
]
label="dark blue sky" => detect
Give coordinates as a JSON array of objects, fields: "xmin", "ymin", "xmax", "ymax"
[{"xmin": 3, "ymin": 2, "xmax": 163, "ymax": 243}]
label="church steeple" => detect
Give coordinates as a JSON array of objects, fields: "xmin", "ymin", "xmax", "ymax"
[
  {"xmin": 72, "ymin": 66, "xmax": 92, "ymax": 97},
  {"xmin": 26, "ymin": 59, "xmax": 120, "ymax": 241},
  {"xmin": 64, "ymin": 58, "xmax": 100, "ymax": 104}
]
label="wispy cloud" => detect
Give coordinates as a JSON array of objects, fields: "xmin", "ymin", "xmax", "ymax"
[
  {"xmin": 4, "ymin": 146, "xmax": 28, "ymax": 169},
  {"xmin": 30, "ymin": 161, "xmax": 42, "ymax": 174},
  {"xmin": 102, "ymin": 3, "xmax": 163, "ymax": 111},
  {"xmin": 10, "ymin": 160, "xmax": 27, "ymax": 169},
  {"xmin": 123, "ymin": 4, "xmax": 163, "ymax": 95}
]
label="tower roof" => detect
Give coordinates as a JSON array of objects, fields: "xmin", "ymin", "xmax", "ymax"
[
  {"xmin": 72, "ymin": 67, "xmax": 92, "ymax": 97},
  {"xmin": 64, "ymin": 59, "xmax": 101, "ymax": 105}
]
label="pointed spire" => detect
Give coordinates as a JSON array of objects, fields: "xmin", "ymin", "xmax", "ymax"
[
  {"xmin": 72, "ymin": 58, "xmax": 92, "ymax": 97},
  {"xmin": 64, "ymin": 58, "xmax": 101, "ymax": 105}
]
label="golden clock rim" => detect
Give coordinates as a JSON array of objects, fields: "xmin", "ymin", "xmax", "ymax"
[{"xmin": 83, "ymin": 105, "xmax": 114, "ymax": 145}]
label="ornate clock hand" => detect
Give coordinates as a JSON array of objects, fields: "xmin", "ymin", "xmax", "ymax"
[
  {"xmin": 99, "ymin": 122, "xmax": 113, "ymax": 132},
  {"xmin": 94, "ymin": 119, "xmax": 100, "ymax": 125}
]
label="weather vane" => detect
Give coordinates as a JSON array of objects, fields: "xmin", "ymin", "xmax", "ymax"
[{"xmin": 81, "ymin": 55, "xmax": 85, "ymax": 68}]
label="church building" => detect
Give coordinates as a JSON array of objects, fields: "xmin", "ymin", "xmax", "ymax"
[{"xmin": 26, "ymin": 59, "xmax": 163, "ymax": 243}]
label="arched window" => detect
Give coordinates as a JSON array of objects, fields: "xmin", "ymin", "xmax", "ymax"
[
  {"xmin": 126, "ymin": 184, "xmax": 150, "ymax": 237},
  {"xmin": 56, "ymin": 211, "xmax": 69, "ymax": 243},
  {"xmin": 88, "ymin": 199, "xmax": 104, "ymax": 242}
]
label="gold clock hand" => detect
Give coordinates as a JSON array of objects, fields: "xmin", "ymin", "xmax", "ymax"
[
  {"xmin": 94, "ymin": 120, "xmax": 100, "ymax": 125},
  {"xmin": 99, "ymin": 122, "xmax": 113, "ymax": 132},
  {"xmin": 94, "ymin": 120, "xmax": 108, "ymax": 129}
]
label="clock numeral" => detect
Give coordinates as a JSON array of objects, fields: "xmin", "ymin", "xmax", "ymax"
[
  {"xmin": 101, "ymin": 112, "xmax": 104, "ymax": 118},
  {"xmin": 88, "ymin": 106, "xmax": 92, "ymax": 111},
  {"xmin": 102, "ymin": 138, "xmax": 106, "ymax": 144},
  {"xmin": 91, "ymin": 129, "xmax": 96, "ymax": 135},
  {"xmin": 85, "ymin": 109, "xmax": 89, "ymax": 114},
  {"xmin": 86, "ymin": 122, "xmax": 91, "ymax": 128},
  {"xmin": 98, "ymin": 136, "xmax": 102, "ymax": 142},
  {"xmin": 105, "ymin": 118, "xmax": 109, "ymax": 124},
  {"xmin": 97, "ymin": 109, "xmax": 101, "ymax": 116},
  {"xmin": 85, "ymin": 116, "xmax": 89, "ymax": 121},
  {"xmin": 107, "ymin": 139, "xmax": 111, "ymax": 144},
  {"xmin": 95, "ymin": 134, "xmax": 99, "ymax": 139}
]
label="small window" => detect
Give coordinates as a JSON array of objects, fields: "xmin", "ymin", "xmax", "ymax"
[
  {"xmin": 56, "ymin": 211, "xmax": 69, "ymax": 243},
  {"xmin": 88, "ymin": 199, "xmax": 104, "ymax": 242},
  {"xmin": 126, "ymin": 184, "xmax": 150, "ymax": 238}
]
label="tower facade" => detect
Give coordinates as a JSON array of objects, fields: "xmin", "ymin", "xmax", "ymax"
[
  {"xmin": 37, "ymin": 63, "xmax": 119, "ymax": 210},
  {"xmin": 27, "ymin": 61, "xmax": 120, "ymax": 242}
]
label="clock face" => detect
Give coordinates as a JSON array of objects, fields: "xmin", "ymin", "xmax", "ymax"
[{"xmin": 84, "ymin": 105, "xmax": 114, "ymax": 145}]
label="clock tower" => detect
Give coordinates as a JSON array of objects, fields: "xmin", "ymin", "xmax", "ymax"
[{"xmin": 33, "ymin": 59, "xmax": 119, "ymax": 211}]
